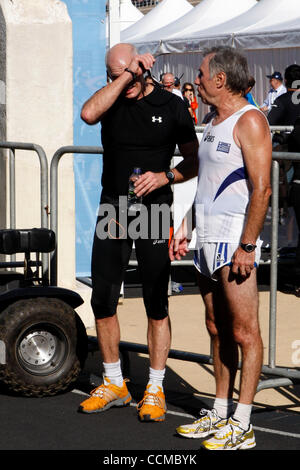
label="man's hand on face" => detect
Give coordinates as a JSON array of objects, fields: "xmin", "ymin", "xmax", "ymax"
[{"xmin": 128, "ymin": 53, "xmax": 156, "ymax": 77}]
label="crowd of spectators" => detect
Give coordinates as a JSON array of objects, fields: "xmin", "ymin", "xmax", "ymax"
[{"xmin": 263, "ymin": 65, "xmax": 300, "ymax": 294}]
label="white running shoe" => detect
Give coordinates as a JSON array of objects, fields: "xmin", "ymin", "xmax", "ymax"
[
  {"xmin": 176, "ymin": 408, "xmax": 227, "ymax": 439},
  {"xmin": 201, "ymin": 417, "xmax": 256, "ymax": 450}
]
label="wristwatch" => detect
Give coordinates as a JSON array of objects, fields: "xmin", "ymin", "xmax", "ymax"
[
  {"xmin": 165, "ymin": 170, "xmax": 175, "ymax": 184},
  {"xmin": 240, "ymin": 243, "xmax": 257, "ymax": 253},
  {"xmin": 124, "ymin": 67, "xmax": 137, "ymax": 81}
]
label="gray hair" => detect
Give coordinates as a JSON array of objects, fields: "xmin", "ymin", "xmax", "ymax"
[{"xmin": 203, "ymin": 46, "xmax": 249, "ymax": 94}]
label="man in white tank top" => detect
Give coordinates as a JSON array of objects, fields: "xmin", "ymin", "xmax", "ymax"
[{"xmin": 170, "ymin": 47, "xmax": 272, "ymax": 450}]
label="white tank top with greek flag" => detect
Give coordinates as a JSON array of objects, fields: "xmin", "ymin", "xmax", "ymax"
[{"xmin": 195, "ymin": 104, "xmax": 262, "ymax": 244}]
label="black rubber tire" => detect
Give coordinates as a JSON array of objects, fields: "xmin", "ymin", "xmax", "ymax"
[{"xmin": 0, "ymin": 297, "xmax": 88, "ymax": 397}]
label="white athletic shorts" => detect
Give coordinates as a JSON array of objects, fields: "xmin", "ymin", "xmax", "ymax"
[{"xmin": 194, "ymin": 241, "xmax": 262, "ymax": 281}]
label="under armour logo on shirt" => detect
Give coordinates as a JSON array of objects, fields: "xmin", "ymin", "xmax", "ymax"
[{"xmin": 152, "ymin": 116, "xmax": 162, "ymax": 123}]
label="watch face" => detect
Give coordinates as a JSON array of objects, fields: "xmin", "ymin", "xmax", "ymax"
[
  {"xmin": 243, "ymin": 243, "xmax": 255, "ymax": 252},
  {"xmin": 166, "ymin": 171, "xmax": 175, "ymax": 182}
]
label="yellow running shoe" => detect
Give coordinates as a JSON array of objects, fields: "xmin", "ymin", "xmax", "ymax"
[
  {"xmin": 137, "ymin": 384, "xmax": 166, "ymax": 422},
  {"xmin": 78, "ymin": 377, "xmax": 132, "ymax": 414},
  {"xmin": 201, "ymin": 417, "xmax": 256, "ymax": 450},
  {"xmin": 176, "ymin": 408, "xmax": 227, "ymax": 439}
]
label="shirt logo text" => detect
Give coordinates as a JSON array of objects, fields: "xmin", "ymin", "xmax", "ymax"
[{"xmin": 204, "ymin": 132, "xmax": 215, "ymax": 143}]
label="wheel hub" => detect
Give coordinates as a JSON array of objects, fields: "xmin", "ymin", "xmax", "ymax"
[{"xmin": 19, "ymin": 330, "xmax": 56, "ymax": 366}]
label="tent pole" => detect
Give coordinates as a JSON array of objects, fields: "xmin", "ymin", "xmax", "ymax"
[{"xmin": 108, "ymin": 0, "xmax": 120, "ymax": 48}]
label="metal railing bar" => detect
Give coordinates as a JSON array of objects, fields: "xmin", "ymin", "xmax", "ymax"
[
  {"xmin": 50, "ymin": 146, "xmax": 103, "ymax": 286},
  {"xmin": 0, "ymin": 261, "xmax": 42, "ymax": 268},
  {"xmin": 9, "ymin": 149, "xmax": 16, "ymax": 263},
  {"xmin": 269, "ymin": 152, "xmax": 300, "ymax": 371},
  {"xmin": 269, "ymin": 160, "xmax": 279, "ymax": 369},
  {"xmin": 51, "ymin": 146, "xmax": 300, "ymax": 392},
  {"xmin": 87, "ymin": 337, "xmax": 300, "ymax": 389},
  {"xmin": 0, "ymin": 142, "xmax": 49, "ymax": 279},
  {"xmin": 195, "ymin": 126, "xmax": 294, "ymax": 133},
  {"xmin": 9, "ymin": 148, "xmax": 15, "ymax": 230},
  {"xmin": 256, "ymin": 378, "xmax": 294, "ymax": 392}
]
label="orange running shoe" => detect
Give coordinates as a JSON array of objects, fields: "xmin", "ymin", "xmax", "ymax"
[
  {"xmin": 137, "ymin": 384, "xmax": 167, "ymax": 422},
  {"xmin": 78, "ymin": 377, "xmax": 132, "ymax": 414}
]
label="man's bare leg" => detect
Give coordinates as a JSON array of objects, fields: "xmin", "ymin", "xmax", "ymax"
[
  {"xmin": 219, "ymin": 266, "xmax": 263, "ymax": 405},
  {"xmin": 95, "ymin": 315, "xmax": 121, "ymax": 363},
  {"xmin": 147, "ymin": 316, "xmax": 171, "ymax": 370},
  {"xmin": 196, "ymin": 271, "xmax": 238, "ymax": 402}
]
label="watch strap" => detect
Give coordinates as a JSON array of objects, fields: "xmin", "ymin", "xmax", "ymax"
[
  {"xmin": 165, "ymin": 170, "xmax": 175, "ymax": 184},
  {"xmin": 124, "ymin": 68, "xmax": 136, "ymax": 80}
]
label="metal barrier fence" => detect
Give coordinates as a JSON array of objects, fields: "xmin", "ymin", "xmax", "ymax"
[
  {"xmin": 49, "ymin": 143, "xmax": 300, "ymax": 393},
  {"xmin": 1, "ymin": 136, "xmax": 299, "ymax": 392},
  {"xmin": 49, "ymin": 145, "xmax": 104, "ymax": 286},
  {"xmin": 0, "ymin": 142, "xmax": 49, "ymax": 279},
  {"xmin": 196, "ymin": 125, "xmax": 294, "ymax": 134}
]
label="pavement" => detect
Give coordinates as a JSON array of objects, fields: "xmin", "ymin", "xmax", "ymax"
[{"xmin": 0, "ymin": 263, "xmax": 300, "ymax": 456}]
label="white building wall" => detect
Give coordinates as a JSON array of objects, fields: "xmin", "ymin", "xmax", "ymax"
[{"xmin": 0, "ymin": 1, "xmax": 76, "ymax": 290}]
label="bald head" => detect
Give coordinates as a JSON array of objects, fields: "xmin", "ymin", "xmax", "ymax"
[
  {"xmin": 105, "ymin": 42, "xmax": 148, "ymax": 100},
  {"xmin": 162, "ymin": 73, "xmax": 175, "ymax": 92},
  {"xmin": 106, "ymin": 43, "xmax": 137, "ymax": 76}
]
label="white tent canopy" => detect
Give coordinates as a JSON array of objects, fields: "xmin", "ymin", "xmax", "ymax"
[
  {"xmin": 121, "ymin": 0, "xmax": 192, "ymax": 42},
  {"xmin": 154, "ymin": 0, "xmax": 300, "ymax": 54},
  {"xmin": 188, "ymin": 0, "xmax": 299, "ymax": 35},
  {"xmin": 119, "ymin": 0, "xmax": 143, "ymax": 31},
  {"xmin": 137, "ymin": 0, "xmax": 257, "ymax": 44},
  {"xmin": 235, "ymin": 2, "xmax": 300, "ymax": 51},
  {"xmin": 106, "ymin": 0, "xmax": 143, "ymax": 39},
  {"xmin": 236, "ymin": 19, "xmax": 300, "ymax": 51}
]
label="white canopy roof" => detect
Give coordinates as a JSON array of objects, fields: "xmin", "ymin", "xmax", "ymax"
[
  {"xmin": 121, "ymin": 0, "xmax": 193, "ymax": 42},
  {"xmin": 106, "ymin": 0, "xmax": 143, "ymax": 38},
  {"xmin": 234, "ymin": 0, "xmax": 300, "ymax": 50},
  {"xmin": 119, "ymin": 0, "xmax": 143, "ymax": 31},
  {"xmin": 188, "ymin": 0, "xmax": 298, "ymax": 36},
  {"xmin": 151, "ymin": 0, "xmax": 300, "ymax": 54},
  {"xmin": 137, "ymin": 0, "xmax": 257, "ymax": 43}
]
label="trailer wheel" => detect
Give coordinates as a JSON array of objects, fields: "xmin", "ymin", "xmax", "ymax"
[{"xmin": 0, "ymin": 297, "xmax": 88, "ymax": 397}]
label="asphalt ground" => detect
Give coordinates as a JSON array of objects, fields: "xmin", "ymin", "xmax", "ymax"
[
  {"xmin": 0, "ymin": 340, "xmax": 300, "ymax": 458},
  {"xmin": 0, "ymin": 260, "xmax": 300, "ymax": 459}
]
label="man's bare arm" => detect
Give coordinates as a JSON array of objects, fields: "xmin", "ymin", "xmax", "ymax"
[
  {"xmin": 81, "ymin": 53, "xmax": 156, "ymax": 125},
  {"xmin": 172, "ymin": 139, "xmax": 199, "ymax": 183},
  {"xmin": 231, "ymin": 110, "xmax": 272, "ymax": 276},
  {"xmin": 81, "ymin": 72, "xmax": 133, "ymax": 125}
]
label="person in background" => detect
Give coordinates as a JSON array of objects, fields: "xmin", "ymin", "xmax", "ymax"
[
  {"xmin": 145, "ymin": 75, "xmax": 155, "ymax": 87},
  {"xmin": 245, "ymin": 76, "xmax": 259, "ymax": 108},
  {"xmin": 268, "ymin": 64, "xmax": 300, "ymax": 295},
  {"xmin": 162, "ymin": 72, "xmax": 184, "ymax": 99},
  {"xmin": 288, "ymin": 117, "xmax": 300, "ymax": 296},
  {"xmin": 268, "ymin": 65, "xmax": 300, "ymax": 126},
  {"xmin": 182, "ymin": 82, "xmax": 198, "ymax": 124},
  {"xmin": 174, "ymin": 75, "xmax": 183, "ymax": 95},
  {"xmin": 260, "ymin": 71, "xmax": 287, "ymax": 114},
  {"xmin": 202, "ymin": 105, "xmax": 217, "ymax": 125}
]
